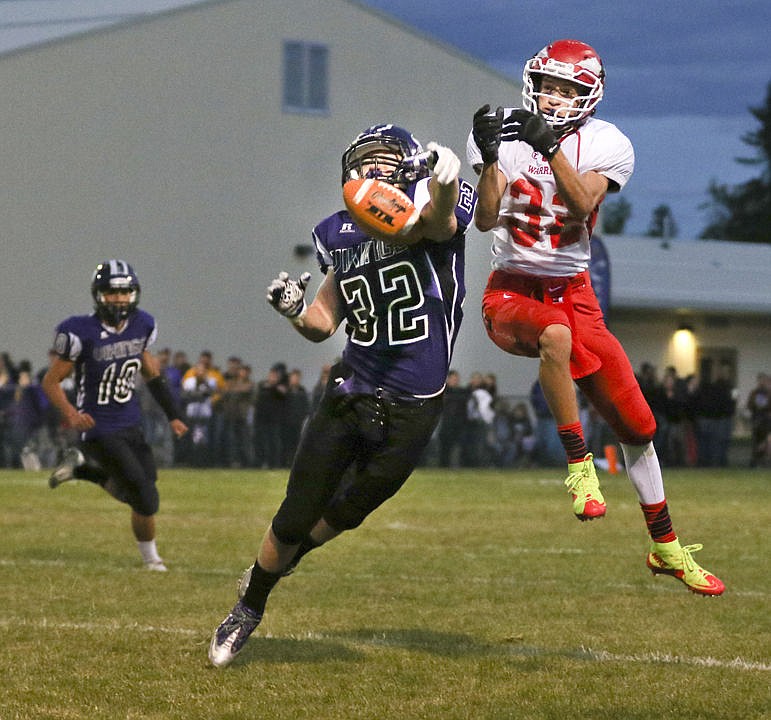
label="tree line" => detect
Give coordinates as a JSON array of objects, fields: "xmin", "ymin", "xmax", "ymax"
[{"xmin": 602, "ymin": 80, "xmax": 771, "ymax": 243}]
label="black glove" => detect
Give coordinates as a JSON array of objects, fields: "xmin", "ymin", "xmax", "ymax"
[
  {"xmin": 472, "ymin": 104, "xmax": 504, "ymax": 164},
  {"xmin": 501, "ymin": 109, "xmax": 560, "ymax": 160}
]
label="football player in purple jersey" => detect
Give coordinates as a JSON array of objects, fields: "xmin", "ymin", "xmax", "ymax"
[
  {"xmin": 208, "ymin": 125, "xmax": 476, "ymax": 667},
  {"xmin": 42, "ymin": 260, "xmax": 188, "ymax": 571}
]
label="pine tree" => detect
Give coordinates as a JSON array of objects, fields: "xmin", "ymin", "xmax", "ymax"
[
  {"xmin": 600, "ymin": 196, "xmax": 632, "ymax": 235},
  {"xmin": 700, "ymin": 81, "xmax": 771, "ymax": 243},
  {"xmin": 646, "ymin": 204, "xmax": 678, "ymax": 239}
]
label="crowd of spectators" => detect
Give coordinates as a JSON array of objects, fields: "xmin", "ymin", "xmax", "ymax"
[
  {"xmin": 142, "ymin": 350, "xmax": 313, "ymax": 470},
  {"xmin": 1, "ymin": 348, "xmax": 769, "ymax": 471},
  {"xmin": 0, "ymin": 350, "xmax": 78, "ymax": 470},
  {"xmin": 635, "ymin": 360, "xmax": 747, "ymax": 468}
]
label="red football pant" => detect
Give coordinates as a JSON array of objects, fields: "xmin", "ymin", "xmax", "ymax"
[{"xmin": 482, "ymin": 269, "xmax": 655, "ymax": 445}]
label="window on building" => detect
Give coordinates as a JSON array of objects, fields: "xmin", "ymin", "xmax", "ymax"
[{"xmin": 283, "ymin": 41, "xmax": 329, "ymax": 114}]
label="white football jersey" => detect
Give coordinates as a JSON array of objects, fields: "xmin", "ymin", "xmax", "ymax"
[{"xmin": 466, "ymin": 113, "xmax": 634, "ymax": 276}]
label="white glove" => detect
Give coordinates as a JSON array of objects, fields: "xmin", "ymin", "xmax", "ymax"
[
  {"xmin": 266, "ymin": 271, "xmax": 312, "ymax": 318},
  {"xmin": 426, "ymin": 141, "xmax": 460, "ymax": 185}
]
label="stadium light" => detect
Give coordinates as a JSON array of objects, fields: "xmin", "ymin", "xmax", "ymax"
[{"xmin": 669, "ymin": 324, "xmax": 696, "ymax": 376}]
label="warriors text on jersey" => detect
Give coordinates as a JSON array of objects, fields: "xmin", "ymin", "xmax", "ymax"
[
  {"xmin": 312, "ymin": 176, "xmax": 476, "ymax": 398},
  {"xmin": 52, "ymin": 309, "xmax": 158, "ymax": 439},
  {"xmin": 466, "ymin": 114, "xmax": 634, "ymax": 277}
]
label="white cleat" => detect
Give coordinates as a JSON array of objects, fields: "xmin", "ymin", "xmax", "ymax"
[
  {"xmin": 49, "ymin": 448, "xmax": 85, "ymax": 489},
  {"xmin": 208, "ymin": 601, "xmax": 262, "ymax": 668}
]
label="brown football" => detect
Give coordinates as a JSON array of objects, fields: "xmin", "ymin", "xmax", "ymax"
[{"xmin": 343, "ymin": 178, "xmax": 420, "ymax": 238}]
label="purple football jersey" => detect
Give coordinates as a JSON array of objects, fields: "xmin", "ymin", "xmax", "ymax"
[
  {"xmin": 312, "ymin": 176, "xmax": 476, "ymax": 397},
  {"xmin": 51, "ymin": 309, "xmax": 158, "ymax": 439}
]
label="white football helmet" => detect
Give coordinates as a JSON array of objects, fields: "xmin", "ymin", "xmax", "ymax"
[{"xmin": 522, "ymin": 39, "xmax": 605, "ymax": 131}]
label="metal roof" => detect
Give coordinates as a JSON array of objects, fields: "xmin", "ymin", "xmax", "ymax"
[
  {"xmin": 602, "ymin": 235, "xmax": 771, "ymax": 316},
  {"xmin": 0, "ymin": 0, "xmax": 208, "ymax": 55}
]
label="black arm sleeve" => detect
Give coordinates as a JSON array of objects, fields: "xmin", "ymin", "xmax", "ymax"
[{"xmin": 146, "ymin": 375, "xmax": 182, "ymax": 422}]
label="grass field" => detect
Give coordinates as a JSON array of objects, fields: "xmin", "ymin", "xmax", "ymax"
[{"xmin": 1, "ymin": 465, "xmax": 769, "ymax": 720}]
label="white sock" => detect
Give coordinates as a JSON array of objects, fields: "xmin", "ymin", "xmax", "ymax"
[
  {"xmin": 137, "ymin": 540, "xmax": 162, "ymax": 564},
  {"xmin": 620, "ymin": 441, "xmax": 666, "ymax": 505}
]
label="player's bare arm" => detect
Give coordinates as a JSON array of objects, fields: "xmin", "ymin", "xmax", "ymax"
[
  {"xmin": 140, "ymin": 349, "xmax": 162, "ymax": 380},
  {"xmin": 474, "ymin": 163, "xmax": 507, "ymax": 232},
  {"xmin": 41, "ymin": 356, "xmax": 96, "ymax": 431},
  {"xmin": 289, "ymin": 270, "xmax": 343, "ymax": 341},
  {"xmin": 267, "ymin": 269, "xmax": 343, "ymax": 342},
  {"xmin": 549, "ymin": 153, "xmax": 610, "ymax": 218}
]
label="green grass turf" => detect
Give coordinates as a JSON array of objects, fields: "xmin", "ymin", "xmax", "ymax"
[{"xmin": 0, "ymin": 466, "xmax": 768, "ymax": 719}]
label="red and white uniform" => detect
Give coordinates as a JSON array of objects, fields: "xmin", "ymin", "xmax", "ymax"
[
  {"xmin": 467, "ymin": 113, "xmax": 654, "ymax": 445},
  {"xmin": 466, "ymin": 113, "xmax": 634, "ymax": 276}
]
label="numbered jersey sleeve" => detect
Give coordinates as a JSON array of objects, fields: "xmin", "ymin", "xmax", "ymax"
[
  {"xmin": 312, "ymin": 176, "xmax": 476, "ymax": 397},
  {"xmin": 52, "ymin": 310, "xmax": 158, "ymax": 439}
]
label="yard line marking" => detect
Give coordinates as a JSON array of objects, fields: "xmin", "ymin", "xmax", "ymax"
[
  {"xmin": 1, "ymin": 617, "xmax": 767, "ymax": 672},
  {"xmin": 578, "ymin": 646, "xmax": 771, "ymax": 672},
  {"xmin": 0, "ymin": 617, "xmax": 200, "ymax": 636},
  {"xmin": 308, "ymin": 633, "xmax": 770, "ymax": 672}
]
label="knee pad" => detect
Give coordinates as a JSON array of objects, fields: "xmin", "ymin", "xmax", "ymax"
[
  {"xmin": 322, "ymin": 503, "xmax": 366, "ymax": 532},
  {"xmin": 271, "ymin": 518, "xmax": 302, "ymax": 547},
  {"xmin": 130, "ymin": 485, "xmax": 159, "ymax": 517},
  {"xmin": 271, "ymin": 510, "xmax": 319, "ymax": 546}
]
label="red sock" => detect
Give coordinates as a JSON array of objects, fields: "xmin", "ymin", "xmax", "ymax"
[
  {"xmin": 558, "ymin": 422, "xmax": 588, "ymax": 463},
  {"xmin": 640, "ymin": 500, "xmax": 677, "ymax": 543}
]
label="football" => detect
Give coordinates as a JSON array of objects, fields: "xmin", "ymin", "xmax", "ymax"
[{"xmin": 343, "ymin": 178, "xmax": 420, "ymax": 238}]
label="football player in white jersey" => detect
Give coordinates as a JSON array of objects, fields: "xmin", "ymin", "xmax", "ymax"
[{"xmin": 467, "ymin": 39, "xmax": 724, "ymax": 596}]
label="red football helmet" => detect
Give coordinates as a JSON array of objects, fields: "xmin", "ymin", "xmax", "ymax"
[{"xmin": 522, "ymin": 39, "xmax": 605, "ymax": 131}]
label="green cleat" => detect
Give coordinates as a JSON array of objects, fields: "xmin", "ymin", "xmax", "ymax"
[
  {"xmin": 647, "ymin": 540, "xmax": 725, "ymax": 596},
  {"xmin": 564, "ymin": 453, "xmax": 606, "ymax": 521}
]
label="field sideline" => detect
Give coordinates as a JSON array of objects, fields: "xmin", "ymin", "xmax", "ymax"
[{"xmin": 1, "ymin": 466, "xmax": 769, "ymax": 719}]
